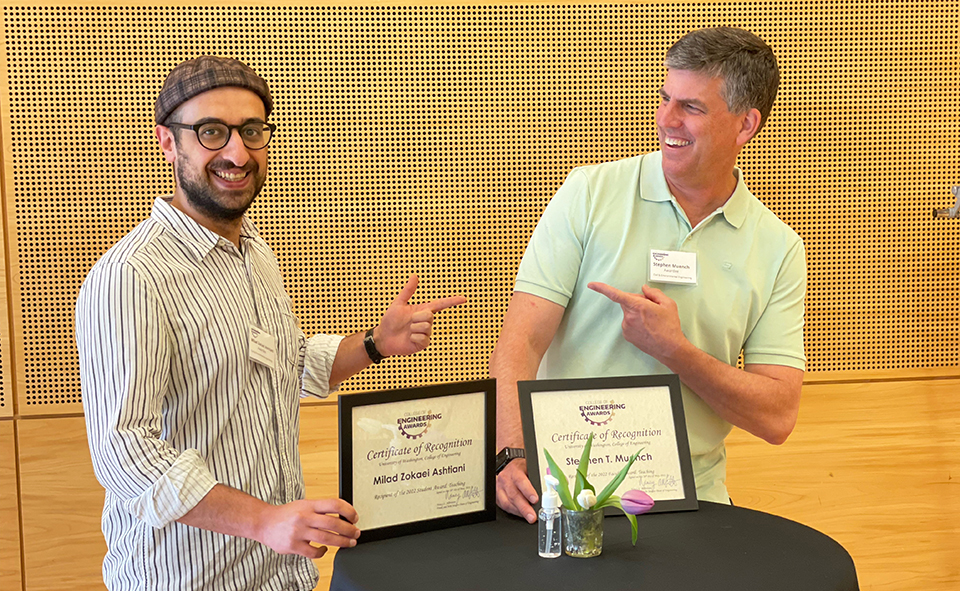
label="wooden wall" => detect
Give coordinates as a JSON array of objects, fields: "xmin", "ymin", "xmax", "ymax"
[
  {"xmin": 3, "ymin": 378, "xmax": 958, "ymax": 591},
  {"xmin": 0, "ymin": 2, "xmax": 958, "ymax": 591},
  {"xmin": 1, "ymin": 405, "xmax": 342, "ymax": 591},
  {"xmin": 0, "ymin": 420, "xmax": 21, "ymax": 590},
  {"xmin": 726, "ymin": 377, "xmax": 960, "ymax": 591}
]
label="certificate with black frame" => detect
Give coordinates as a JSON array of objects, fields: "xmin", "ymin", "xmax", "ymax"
[
  {"xmin": 519, "ymin": 374, "xmax": 698, "ymax": 514},
  {"xmin": 339, "ymin": 379, "xmax": 497, "ymax": 543}
]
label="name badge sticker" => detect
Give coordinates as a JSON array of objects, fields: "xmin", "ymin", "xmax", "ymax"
[
  {"xmin": 649, "ymin": 249, "xmax": 698, "ymax": 285},
  {"xmin": 249, "ymin": 325, "xmax": 278, "ymax": 370}
]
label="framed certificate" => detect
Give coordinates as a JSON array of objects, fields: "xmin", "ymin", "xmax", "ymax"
[
  {"xmin": 339, "ymin": 379, "xmax": 496, "ymax": 543},
  {"xmin": 519, "ymin": 374, "xmax": 698, "ymax": 514}
]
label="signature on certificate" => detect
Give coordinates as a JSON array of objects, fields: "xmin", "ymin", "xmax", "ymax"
[
  {"xmin": 443, "ymin": 486, "xmax": 481, "ymax": 504},
  {"xmin": 641, "ymin": 473, "xmax": 679, "ymax": 492}
]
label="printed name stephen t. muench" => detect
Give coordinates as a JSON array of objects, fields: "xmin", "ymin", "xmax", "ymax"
[{"xmin": 565, "ymin": 452, "xmax": 652, "ymax": 466}]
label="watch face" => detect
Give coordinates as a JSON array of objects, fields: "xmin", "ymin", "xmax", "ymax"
[{"xmin": 496, "ymin": 450, "xmax": 511, "ymax": 473}]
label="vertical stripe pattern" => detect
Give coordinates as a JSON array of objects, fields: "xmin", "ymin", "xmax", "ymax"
[{"xmin": 76, "ymin": 197, "xmax": 342, "ymax": 591}]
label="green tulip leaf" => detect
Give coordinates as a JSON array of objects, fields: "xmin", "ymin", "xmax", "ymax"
[
  {"xmin": 594, "ymin": 447, "xmax": 644, "ymax": 507},
  {"xmin": 574, "ymin": 432, "xmax": 596, "ymax": 502},
  {"xmin": 577, "ymin": 433, "xmax": 594, "ymax": 478},
  {"xmin": 593, "ymin": 494, "xmax": 616, "ymax": 510},
  {"xmin": 609, "ymin": 498, "xmax": 639, "ymax": 545},
  {"xmin": 543, "ymin": 448, "xmax": 576, "ymax": 510},
  {"xmin": 626, "ymin": 511, "xmax": 639, "ymax": 545}
]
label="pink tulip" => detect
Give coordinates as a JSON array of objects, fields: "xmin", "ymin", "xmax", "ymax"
[{"xmin": 621, "ymin": 490, "xmax": 654, "ymax": 515}]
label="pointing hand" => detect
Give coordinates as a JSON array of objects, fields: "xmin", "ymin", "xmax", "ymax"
[{"xmin": 374, "ymin": 275, "xmax": 467, "ymax": 357}]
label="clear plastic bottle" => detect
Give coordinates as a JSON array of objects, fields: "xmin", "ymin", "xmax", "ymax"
[{"xmin": 538, "ymin": 474, "xmax": 562, "ymax": 558}]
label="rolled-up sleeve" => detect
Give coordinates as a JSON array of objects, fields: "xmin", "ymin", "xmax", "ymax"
[
  {"xmin": 300, "ymin": 332, "xmax": 345, "ymax": 399},
  {"xmin": 76, "ymin": 262, "xmax": 217, "ymax": 528}
]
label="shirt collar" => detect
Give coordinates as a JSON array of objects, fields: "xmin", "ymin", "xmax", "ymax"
[
  {"xmin": 641, "ymin": 151, "xmax": 749, "ymax": 229},
  {"xmin": 151, "ymin": 197, "xmax": 261, "ymax": 260},
  {"xmin": 719, "ymin": 169, "xmax": 749, "ymax": 229}
]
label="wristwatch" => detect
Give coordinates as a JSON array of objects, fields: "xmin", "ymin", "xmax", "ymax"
[
  {"xmin": 495, "ymin": 447, "xmax": 525, "ymax": 474},
  {"xmin": 363, "ymin": 328, "xmax": 385, "ymax": 364}
]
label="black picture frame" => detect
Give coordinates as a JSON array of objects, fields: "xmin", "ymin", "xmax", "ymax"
[
  {"xmin": 339, "ymin": 379, "xmax": 497, "ymax": 543},
  {"xmin": 518, "ymin": 374, "xmax": 698, "ymax": 514}
]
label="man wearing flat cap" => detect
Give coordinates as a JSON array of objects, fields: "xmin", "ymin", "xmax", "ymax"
[{"xmin": 76, "ymin": 56, "xmax": 466, "ymax": 590}]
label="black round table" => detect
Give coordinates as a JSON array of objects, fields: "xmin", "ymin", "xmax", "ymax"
[{"xmin": 330, "ymin": 502, "xmax": 858, "ymax": 591}]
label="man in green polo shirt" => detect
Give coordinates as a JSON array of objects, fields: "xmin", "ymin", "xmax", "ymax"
[{"xmin": 491, "ymin": 26, "xmax": 806, "ymax": 522}]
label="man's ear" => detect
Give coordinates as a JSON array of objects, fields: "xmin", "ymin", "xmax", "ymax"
[
  {"xmin": 156, "ymin": 125, "xmax": 177, "ymax": 163},
  {"xmin": 736, "ymin": 108, "xmax": 762, "ymax": 146}
]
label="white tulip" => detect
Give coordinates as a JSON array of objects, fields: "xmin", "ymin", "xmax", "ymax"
[{"xmin": 577, "ymin": 489, "xmax": 597, "ymax": 510}]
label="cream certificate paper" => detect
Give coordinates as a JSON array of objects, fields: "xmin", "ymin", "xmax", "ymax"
[
  {"xmin": 351, "ymin": 391, "xmax": 487, "ymax": 530},
  {"xmin": 531, "ymin": 385, "xmax": 685, "ymax": 501}
]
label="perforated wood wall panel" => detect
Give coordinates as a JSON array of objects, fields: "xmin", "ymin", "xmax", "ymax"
[
  {"xmin": 0, "ymin": 130, "xmax": 10, "ymax": 416},
  {"xmin": 2, "ymin": 3, "xmax": 959, "ymax": 414},
  {"xmin": 0, "ymin": 274, "xmax": 9, "ymax": 417}
]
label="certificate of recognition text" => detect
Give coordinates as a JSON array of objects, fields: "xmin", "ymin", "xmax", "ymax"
[{"xmin": 351, "ymin": 391, "xmax": 487, "ymax": 530}]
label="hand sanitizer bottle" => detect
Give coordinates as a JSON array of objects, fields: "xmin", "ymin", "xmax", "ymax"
[{"xmin": 538, "ymin": 474, "xmax": 562, "ymax": 558}]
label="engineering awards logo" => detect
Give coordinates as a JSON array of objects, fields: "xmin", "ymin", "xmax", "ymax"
[
  {"xmin": 579, "ymin": 400, "xmax": 625, "ymax": 426},
  {"xmin": 397, "ymin": 410, "xmax": 442, "ymax": 439}
]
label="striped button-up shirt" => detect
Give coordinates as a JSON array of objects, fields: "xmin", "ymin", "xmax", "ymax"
[{"xmin": 76, "ymin": 197, "xmax": 343, "ymax": 590}]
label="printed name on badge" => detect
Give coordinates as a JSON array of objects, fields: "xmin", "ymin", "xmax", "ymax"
[{"xmin": 649, "ymin": 249, "xmax": 698, "ymax": 285}]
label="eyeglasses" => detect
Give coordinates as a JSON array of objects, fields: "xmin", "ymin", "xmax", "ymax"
[{"xmin": 165, "ymin": 120, "xmax": 277, "ymax": 151}]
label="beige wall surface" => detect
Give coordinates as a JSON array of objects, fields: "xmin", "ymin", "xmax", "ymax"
[
  {"xmin": 17, "ymin": 417, "xmax": 106, "ymax": 591},
  {"xmin": 10, "ymin": 408, "xmax": 341, "ymax": 591},
  {"xmin": 6, "ymin": 380, "xmax": 960, "ymax": 590},
  {"xmin": 0, "ymin": 2, "xmax": 958, "ymax": 591},
  {"xmin": 2, "ymin": 3, "xmax": 959, "ymax": 418},
  {"xmin": 301, "ymin": 404, "xmax": 342, "ymax": 590},
  {"xmin": 726, "ymin": 379, "xmax": 960, "ymax": 591},
  {"xmin": 0, "ymin": 420, "xmax": 21, "ymax": 591}
]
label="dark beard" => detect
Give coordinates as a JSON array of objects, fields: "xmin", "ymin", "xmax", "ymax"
[{"xmin": 175, "ymin": 159, "xmax": 264, "ymax": 222}]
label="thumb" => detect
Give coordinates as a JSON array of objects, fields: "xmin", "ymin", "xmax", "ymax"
[
  {"xmin": 391, "ymin": 274, "xmax": 419, "ymax": 306},
  {"xmin": 641, "ymin": 284, "xmax": 667, "ymax": 303}
]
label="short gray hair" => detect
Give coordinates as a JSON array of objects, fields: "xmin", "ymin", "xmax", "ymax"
[{"xmin": 665, "ymin": 27, "xmax": 779, "ymax": 133}]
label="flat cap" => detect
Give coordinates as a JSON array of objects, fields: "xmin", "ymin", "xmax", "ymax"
[{"xmin": 155, "ymin": 56, "xmax": 273, "ymax": 125}]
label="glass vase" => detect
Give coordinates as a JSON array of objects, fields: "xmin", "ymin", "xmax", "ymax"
[{"xmin": 562, "ymin": 508, "xmax": 604, "ymax": 558}]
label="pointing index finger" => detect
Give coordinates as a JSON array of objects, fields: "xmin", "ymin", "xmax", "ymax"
[
  {"xmin": 427, "ymin": 296, "xmax": 467, "ymax": 313},
  {"xmin": 587, "ymin": 281, "xmax": 627, "ymax": 304}
]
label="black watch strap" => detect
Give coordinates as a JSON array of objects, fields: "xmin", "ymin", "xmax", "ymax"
[
  {"xmin": 363, "ymin": 328, "xmax": 385, "ymax": 364},
  {"xmin": 495, "ymin": 447, "xmax": 525, "ymax": 474}
]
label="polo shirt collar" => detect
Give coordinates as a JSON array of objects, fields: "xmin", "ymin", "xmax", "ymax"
[
  {"xmin": 721, "ymin": 169, "xmax": 750, "ymax": 229},
  {"xmin": 641, "ymin": 151, "xmax": 750, "ymax": 229},
  {"xmin": 151, "ymin": 197, "xmax": 260, "ymax": 260}
]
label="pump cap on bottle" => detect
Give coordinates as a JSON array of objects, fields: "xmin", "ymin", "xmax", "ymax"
[{"xmin": 541, "ymin": 474, "xmax": 562, "ymax": 510}]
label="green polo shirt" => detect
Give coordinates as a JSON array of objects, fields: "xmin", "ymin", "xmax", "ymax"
[{"xmin": 515, "ymin": 151, "xmax": 806, "ymax": 503}]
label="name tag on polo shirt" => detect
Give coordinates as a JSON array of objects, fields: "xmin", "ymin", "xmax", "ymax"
[
  {"xmin": 649, "ymin": 249, "xmax": 698, "ymax": 285},
  {"xmin": 249, "ymin": 325, "xmax": 278, "ymax": 370}
]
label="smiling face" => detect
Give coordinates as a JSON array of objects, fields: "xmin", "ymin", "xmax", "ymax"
[
  {"xmin": 156, "ymin": 86, "xmax": 268, "ymax": 227},
  {"xmin": 654, "ymin": 69, "xmax": 759, "ymax": 199}
]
